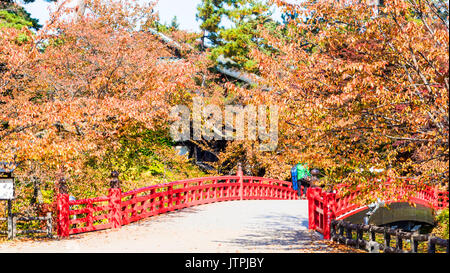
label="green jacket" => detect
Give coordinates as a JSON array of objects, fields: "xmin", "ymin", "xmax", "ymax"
[{"xmin": 296, "ymin": 163, "xmax": 310, "ymax": 180}]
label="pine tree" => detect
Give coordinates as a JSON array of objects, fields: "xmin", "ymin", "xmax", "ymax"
[
  {"xmin": 170, "ymin": 16, "xmax": 180, "ymax": 30},
  {"xmin": 196, "ymin": 0, "xmax": 275, "ymax": 72},
  {"xmin": 0, "ymin": 0, "xmax": 57, "ymax": 30}
]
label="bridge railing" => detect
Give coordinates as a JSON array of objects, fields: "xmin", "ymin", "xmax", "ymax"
[
  {"xmin": 119, "ymin": 176, "xmax": 242, "ymax": 226},
  {"xmin": 308, "ymin": 180, "xmax": 449, "ymax": 240},
  {"xmin": 56, "ymin": 171, "xmax": 297, "ymax": 237},
  {"xmin": 56, "ymin": 194, "xmax": 112, "ymax": 236}
]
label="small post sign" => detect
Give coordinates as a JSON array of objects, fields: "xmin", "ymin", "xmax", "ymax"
[
  {"xmin": 0, "ymin": 177, "xmax": 14, "ymax": 200},
  {"xmin": 0, "ymin": 162, "xmax": 15, "ymax": 200}
]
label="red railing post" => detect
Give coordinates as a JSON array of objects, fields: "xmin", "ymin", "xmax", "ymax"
[
  {"xmin": 307, "ymin": 187, "xmax": 314, "ymax": 230},
  {"xmin": 237, "ymin": 163, "xmax": 244, "ymax": 200},
  {"xmin": 308, "ymin": 187, "xmax": 322, "ymax": 231},
  {"xmin": 306, "ymin": 188, "xmax": 322, "ymax": 230},
  {"xmin": 109, "ymin": 188, "xmax": 122, "ymax": 229},
  {"xmin": 323, "ymin": 191, "xmax": 336, "ymax": 240},
  {"xmin": 183, "ymin": 183, "xmax": 189, "ymax": 204},
  {"xmin": 56, "ymin": 177, "xmax": 70, "ymax": 237},
  {"xmin": 168, "ymin": 184, "xmax": 174, "ymax": 209},
  {"xmin": 322, "ymin": 190, "xmax": 330, "ymax": 239},
  {"xmin": 108, "ymin": 171, "xmax": 122, "ymax": 229},
  {"xmin": 87, "ymin": 200, "xmax": 94, "ymax": 229}
]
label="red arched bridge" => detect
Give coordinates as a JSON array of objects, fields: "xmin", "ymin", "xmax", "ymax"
[
  {"xmin": 56, "ymin": 170, "xmax": 448, "ymax": 242},
  {"xmin": 307, "ymin": 181, "xmax": 448, "ymax": 240}
]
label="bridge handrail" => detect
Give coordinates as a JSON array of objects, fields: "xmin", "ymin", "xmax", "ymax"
[
  {"xmin": 331, "ymin": 181, "xmax": 448, "ymax": 216},
  {"xmin": 308, "ymin": 180, "xmax": 449, "ymax": 239},
  {"xmin": 121, "ymin": 176, "xmax": 240, "ymax": 197},
  {"xmin": 242, "ymin": 176, "xmax": 293, "ymax": 186},
  {"xmin": 56, "ymin": 174, "xmax": 297, "ymax": 237}
]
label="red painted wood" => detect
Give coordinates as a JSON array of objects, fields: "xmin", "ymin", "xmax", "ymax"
[
  {"xmin": 109, "ymin": 188, "xmax": 122, "ymax": 229},
  {"xmin": 57, "ymin": 175, "xmax": 298, "ymax": 237},
  {"xmin": 69, "ymin": 223, "xmax": 112, "ymax": 235},
  {"xmin": 308, "ymin": 181, "xmax": 449, "ymax": 240},
  {"xmin": 57, "ymin": 193, "xmax": 70, "ymax": 237}
]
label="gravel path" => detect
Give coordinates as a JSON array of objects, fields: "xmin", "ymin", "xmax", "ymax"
[{"xmin": 0, "ymin": 200, "xmax": 346, "ymax": 253}]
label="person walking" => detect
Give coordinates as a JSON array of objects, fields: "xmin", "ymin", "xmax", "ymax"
[
  {"xmin": 296, "ymin": 163, "xmax": 311, "ymax": 199},
  {"xmin": 291, "ymin": 163, "xmax": 312, "ymax": 198},
  {"xmin": 291, "ymin": 165, "xmax": 299, "ymax": 196}
]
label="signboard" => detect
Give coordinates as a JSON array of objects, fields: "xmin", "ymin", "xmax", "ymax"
[{"xmin": 0, "ymin": 177, "xmax": 14, "ymax": 200}]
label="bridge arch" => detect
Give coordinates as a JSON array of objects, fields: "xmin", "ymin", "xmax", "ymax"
[
  {"xmin": 337, "ymin": 202, "xmax": 435, "ymax": 227},
  {"xmin": 56, "ymin": 170, "xmax": 448, "ymax": 242},
  {"xmin": 56, "ymin": 172, "xmax": 299, "ymax": 237},
  {"xmin": 307, "ymin": 183, "xmax": 449, "ymax": 239}
]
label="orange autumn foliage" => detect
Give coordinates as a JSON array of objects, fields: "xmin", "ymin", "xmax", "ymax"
[
  {"xmin": 224, "ymin": 0, "xmax": 448, "ymax": 202},
  {"xmin": 0, "ymin": 0, "xmax": 213, "ymax": 180}
]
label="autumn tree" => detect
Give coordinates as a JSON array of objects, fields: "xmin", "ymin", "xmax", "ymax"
[
  {"xmin": 223, "ymin": 0, "xmax": 449, "ymax": 202},
  {"xmin": 0, "ymin": 0, "xmax": 216, "ymax": 207}
]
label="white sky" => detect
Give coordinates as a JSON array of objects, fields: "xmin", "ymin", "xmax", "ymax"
[
  {"xmin": 155, "ymin": 0, "xmax": 203, "ymax": 32},
  {"xmin": 23, "ymin": 0, "xmax": 287, "ymax": 32},
  {"xmin": 23, "ymin": 0, "xmax": 203, "ymax": 31}
]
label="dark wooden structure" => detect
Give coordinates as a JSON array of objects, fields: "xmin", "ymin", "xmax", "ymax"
[
  {"xmin": 331, "ymin": 219, "xmax": 449, "ymax": 253},
  {"xmin": 0, "ymin": 162, "xmax": 53, "ymax": 239},
  {"xmin": 0, "ymin": 213, "xmax": 53, "ymax": 239}
]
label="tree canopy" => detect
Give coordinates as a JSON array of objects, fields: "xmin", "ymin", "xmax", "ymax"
[
  {"xmin": 223, "ymin": 0, "xmax": 449, "ymax": 202},
  {"xmin": 197, "ymin": 0, "xmax": 276, "ymax": 72},
  {"xmin": 0, "ymin": 0, "xmax": 448, "ymax": 210},
  {"xmin": 0, "ymin": 0, "xmax": 217, "ymax": 203}
]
